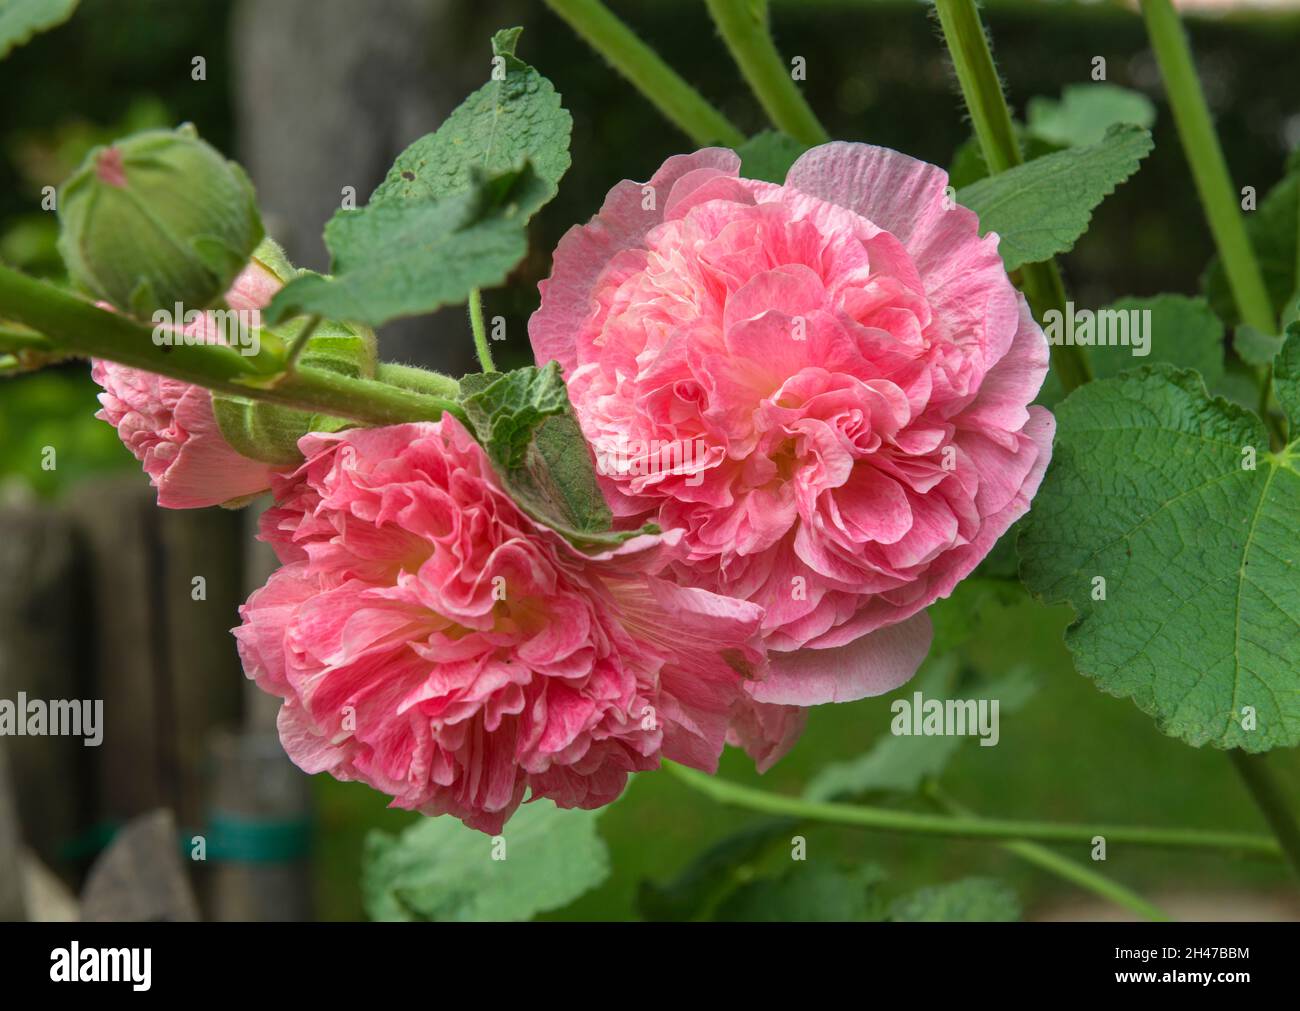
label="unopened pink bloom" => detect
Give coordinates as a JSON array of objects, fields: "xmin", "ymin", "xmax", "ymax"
[
  {"xmin": 92, "ymin": 258, "xmax": 282, "ymax": 508},
  {"xmin": 235, "ymin": 417, "xmax": 769, "ymax": 833},
  {"xmin": 530, "ymin": 144, "xmax": 1054, "ymax": 707}
]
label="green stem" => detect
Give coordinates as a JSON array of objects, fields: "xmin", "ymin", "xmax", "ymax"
[
  {"xmin": 1140, "ymin": 0, "xmax": 1275, "ymax": 337},
  {"xmin": 544, "ymin": 0, "xmax": 744, "ymax": 147},
  {"xmin": 1022, "ymin": 261, "xmax": 1093, "ymax": 391},
  {"xmin": 1228, "ymin": 750, "xmax": 1300, "ymax": 880},
  {"xmin": 0, "ymin": 265, "xmax": 465, "ymax": 426},
  {"xmin": 933, "ymin": 0, "xmax": 1092, "ymax": 393},
  {"xmin": 468, "ymin": 288, "xmax": 493, "ymax": 373},
  {"xmin": 0, "ymin": 324, "xmax": 53, "ymax": 354},
  {"xmin": 377, "ymin": 362, "xmax": 463, "ymax": 399},
  {"xmin": 704, "ymin": 0, "xmax": 828, "ymax": 146},
  {"xmin": 932, "ymin": 0, "xmax": 1019, "ymax": 175},
  {"xmin": 663, "ymin": 762, "xmax": 1282, "ymax": 857},
  {"xmin": 927, "ymin": 784, "xmax": 1170, "ymax": 921},
  {"xmin": 282, "ymin": 314, "xmax": 322, "ymax": 373}
]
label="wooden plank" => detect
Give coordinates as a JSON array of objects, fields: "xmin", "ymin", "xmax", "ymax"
[
  {"xmin": 61, "ymin": 477, "xmax": 164, "ymax": 820},
  {"xmin": 0, "ymin": 743, "xmax": 26, "ymax": 920},
  {"xmin": 0, "ymin": 505, "xmax": 88, "ymax": 864},
  {"xmin": 157, "ymin": 505, "xmax": 245, "ymax": 830}
]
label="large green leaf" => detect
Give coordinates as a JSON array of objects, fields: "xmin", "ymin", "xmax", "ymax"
[
  {"xmin": 1020, "ymin": 331, "xmax": 1300, "ymax": 750},
  {"xmin": 371, "ymin": 27, "xmax": 571, "ymax": 214},
  {"xmin": 362, "ymin": 801, "xmax": 610, "ymax": 922},
  {"xmin": 1085, "ymin": 294, "xmax": 1225, "ymax": 388},
  {"xmin": 0, "ymin": 0, "xmax": 77, "ymax": 59},
  {"xmin": 1203, "ymin": 150, "xmax": 1300, "ymax": 329},
  {"xmin": 1026, "ymin": 84, "xmax": 1156, "ymax": 149},
  {"xmin": 959, "ymin": 123, "xmax": 1152, "ymax": 271},
  {"xmin": 889, "ymin": 877, "xmax": 1020, "ymax": 922},
  {"xmin": 1038, "ymin": 293, "xmax": 1226, "ymax": 408},
  {"xmin": 265, "ymin": 165, "xmax": 546, "ymax": 326}
]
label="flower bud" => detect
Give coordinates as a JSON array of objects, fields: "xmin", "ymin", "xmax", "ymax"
[{"xmin": 57, "ymin": 124, "xmax": 264, "ymax": 318}]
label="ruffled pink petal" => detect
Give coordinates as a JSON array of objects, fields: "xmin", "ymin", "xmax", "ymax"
[{"xmin": 530, "ymin": 148, "xmax": 740, "ymax": 371}]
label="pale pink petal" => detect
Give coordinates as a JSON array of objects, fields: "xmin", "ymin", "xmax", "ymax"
[
  {"xmin": 530, "ymin": 148, "xmax": 740, "ymax": 371},
  {"xmin": 750, "ymin": 611, "xmax": 934, "ymax": 705}
]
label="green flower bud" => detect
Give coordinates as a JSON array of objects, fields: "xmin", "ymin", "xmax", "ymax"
[{"xmin": 57, "ymin": 124, "xmax": 264, "ymax": 318}]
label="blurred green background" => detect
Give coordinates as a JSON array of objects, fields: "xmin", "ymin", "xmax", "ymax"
[{"xmin": 2, "ymin": 0, "xmax": 1297, "ymax": 920}]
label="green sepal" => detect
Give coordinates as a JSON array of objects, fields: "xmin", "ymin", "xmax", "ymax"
[
  {"xmin": 211, "ymin": 300, "xmax": 375, "ymax": 465},
  {"xmin": 212, "ymin": 393, "xmax": 352, "ymax": 467}
]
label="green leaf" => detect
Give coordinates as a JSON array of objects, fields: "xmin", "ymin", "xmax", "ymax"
[
  {"xmin": 1020, "ymin": 335, "xmax": 1300, "ymax": 750},
  {"xmin": 1088, "ymin": 294, "xmax": 1225, "ymax": 387},
  {"xmin": 889, "ymin": 877, "xmax": 1020, "ymax": 922},
  {"xmin": 460, "ymin": 362, "xmax": 574, "ymax": 469},
  {"xmin": 1026, "ymin": 84, "xmax": 1156, "ymax": 148},
  {"xmin": 734, "ymin": 130, "xmax": 809, "ymax": 184},
  {"xmin": 1235, "ymin": 324, "xmax": 1285, "ymax": 368},
  {"xmin": 265, "ymin": 164, "xmax": 546, "ymax": 326},
  {"xmin": 370, "ymin": 26, "xmax": 571, "ymax": 216},
  {"xmin": 264, "ymin": 29, "xmax": 570, "ymax": 328},
  {"xmin": 458, "ymin": 363, "xmax": 655, "ymax": 549},
  {"xmin": 712, "ymin": 863, "xmax": 886, "ymax": 922},
  {"xmin": 947, "ymin": 125, "xmax": 1060, "ymax": 191},
  {"xmin": 0, "ymin": 0, "xmax": 77, "ymax": 60},
  {"xmin": 958, "ymin": 123, "xmax": 1153, "ymax": 271},
  {"xmin": 1203, "ymin": 150, "xmax": 1300, "ymax": 329},
  {"xmin": 362, "ymin": 801, "xmax": 610, "ymax": 922},
  {"xmin": 636, "ymin": 817, "xmax": 796, "ymax": 921}
]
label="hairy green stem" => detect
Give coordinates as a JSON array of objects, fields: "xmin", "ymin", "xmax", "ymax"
[
  {"xmin": 1228, "ymin": 751, "xmax": 1300, "ymax": 880},
  {"xmin": 544, "ymin": 0, "xmax": 744, "ymax": 147},
  {"xmin": 468, "ymin": 288, "xmax": 493, "ymax": 373},
  {"xmin": 1140, "ymin": 0, "xmax": 1274, "ymax": 336},
  {"xmin": 926, "ymin": 784, "xmax": 1170, "ymax": 921},
  {"xmin": 0, "ymin": 265, "xmax": 465, "ymax": 426},
  {"xmin": 704, "ymin": 0, "xmax": 828, "ymax": 146},
  {"xmin": 932, "ymin": 0, "xmax": 1018, "ymax": 174},
  {"xmin": 664, "ymin": 762, "xmax": 1282, "ymax": 857},
  {"xmin": 282, "ymin": 314, "xmax": 322, "ymax": 373},
  {"xmin": 932, "ymin": 0, "xmax": 1092, "ymax": 393},
  {"xmin": 377, "ymin": 362, "xmax": 462, "ymax": 399}
]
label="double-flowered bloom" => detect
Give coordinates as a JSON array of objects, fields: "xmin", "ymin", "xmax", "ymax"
[
  {"xmin": 531, "ymin": 144, "xmax": 1054, "ymax": 707},
  {"xmin": 235, "ymin": 419, "xmax": 770, "ymax": 833}
]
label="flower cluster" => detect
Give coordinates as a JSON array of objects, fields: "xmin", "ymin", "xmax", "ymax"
[{"xmin": 93, "ymin": 142, "xmax": 1052, "ymax": 832}]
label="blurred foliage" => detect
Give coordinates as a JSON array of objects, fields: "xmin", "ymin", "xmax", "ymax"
[{"xmin": 0, "ymin": 365, "xmax": 130, "ymax": 498}]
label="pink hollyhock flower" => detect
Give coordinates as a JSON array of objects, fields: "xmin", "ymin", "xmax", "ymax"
[
  {"xmin": 530, "ymin": 144, "xmax": 1055, "ymax": 707},
  {"xmin": 92, "ymin": 258, "xmax": 283, "ymax": 508},
  {"xmin": 234, "ymin": 417, "xmax": 772, "ymax": 833}
]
